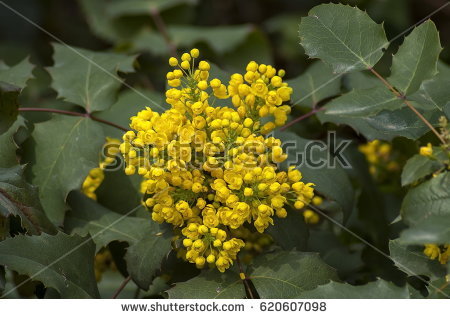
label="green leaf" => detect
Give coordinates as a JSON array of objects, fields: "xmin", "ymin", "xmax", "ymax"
[
  {"xmin": 107, "ymin": 0, "xmax": 198, "ymax": 17},
  {"xmin": 343, "ymin": 71, "xmax": 380, "ymax": 90},
  {"xmin": 410, "ymin": 71, "xmax": 450, "ymax": 111},
  {"xmin": 0, "ymin": 58, "xmax": 34, "ymax": 88},
  {"xmin": 287, "ymin": 61, "xmax": 341, "ymax": 108},
  {"xmin": 400, "ymin": 172, "xmax": 450, "ymax": 244},
  {"xmin": 297, "ymin": 279, "xmax": 410, "ymax": 298},
  {"xmin": 318, "ymin": 106, "xmax": 442, "ymax": 141},
  {"xmin": 388, "ymin": 21, "xmax": 441, "ymax": 95},
  {"xmin": 168, "ymin": 251, "xmax": 337, "ymax": 298},
  {"xmin": 0, "ymin": 166, "xmax": 55, "ymax": 235},
  {"xmin": 299, "ymin": 3, "xmax": 388, "ymax": 73},
  {"xmin": 125, "ymin": 228, "xmax": 172, "ymax": 290},
  {"xmin": 167, "ymin": 270, "xmax": 244, "ymax": 299},
  {"xmin": 48, "ymin": 43, "xmax": 136, "ymax": 112},
  {"xmin": 323, "ymin": 87, "xmax": 404, "ymax": 117},
  {"xmin": 0, "ymin": 232, "xmax": 99, "ymax": 298},
  {"xmin": 249, "ymin": 251, "xmax": 338, "ymax": 298},
  {"xmin": 0, "ymin": 266, "xmax": 5, "ymax": 294},
  {"xmin": 273, "ymin": 131, "xmax": 355, "ymax": 221},
  {"xmin": 389, "ymin": 239, "xmax": 446, "ymax": 280},
  {"xmin": 30, "ymin": 115, "xmax": 105, "ymax": 225},
  {"xmin": 401, "ymin": 153, "xmax": 444, "ymax": 186},
  {"xmin": 169, "ymin": 25, "xmax": 252, "ymax": 55},
  {"xmin": 266, "ymin": 208, "xmax": 309, "ymax": 250},
  {"xmin": 66, "ymin": 191, "xmax": 150, "ymax": 249},
  {"xmin": 0, "ymin": 83, "xmax": 20, "ymax": 134},
  {"xmin": 95, "ymin": 88, "xmax": 165, "ymax": 138},
  {"xmin": 0, "ymin": 116, "xmax": 26, "ymax": 168}
]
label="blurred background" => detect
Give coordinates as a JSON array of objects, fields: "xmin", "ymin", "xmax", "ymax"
[{"xmin": 0, "ymin": 0, "xmax": 449, "ymax": 93}]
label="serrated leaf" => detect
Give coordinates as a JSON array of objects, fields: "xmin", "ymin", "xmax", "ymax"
[
  {"xmin": 167, "ymin": 270, "xmax": 244, "ymax": 299},
  {"xmin": 324, "ymin": 86, "xmax": 404, "ymax": 117},
  {"xmin": 168, "ymin": 251, "xmax": 337, "ymax": 298},
  {"xmin": 389, "ymin": 239, "xmax": 446, "ymax": 280},
  {"xmin": 410, "ymin": 71, "xmax": 450, "ymax": 111},
  {"xmin": 30, "ymin": 115, "xmax": 105, "ymax": 225},
  {"xmin": 48, "ymin": 43, "xmax": 136, "ymax": 112},
  {"xmin": 318, "ymin": 106, "xmax": 442, "ymax": 141},
  {"xmin": 0, "ymin": 58, "xmax": 34, "ymax": 88},
  {"xmin": 273, "ymin": 131, "xmax": 355, "ymax": 221},
  {"xmin": 287, "ymin": 61, "xmax": 341, "ymax": 108},
  {"xmin": 0, "ymin": 83, "xmax": 20, "ymax": 134},
  {"xmin": 400, "ymin": 172, "xmax": 450, "ymax": 244},
  {"xmin": 66, "ymin": 191, "xmax": 150, "ymax": 249},
  {"xmin": 0, "ymin": 166, "xmax": 55, "ymax": 235},
  {"xmin": 125, "ymin": 228, "xmax": 172, "ymax": 290},
  {"xmin": 0, "ymin": 116, "xmax": 26, "ymax": 168},
  {"xmin": 0, "ymin": 232, "xmax": 99, "ymax": 298},
  {"xmin": 266, "ymin": 208, "xmax": 309, "ymax": 250},
  {"xmin": 299, "ymin": 3, "xmax": 388, "ymax": 73},
  {"xmin": 297, "ymin": 279, "xmax": 410, "ymax": 298},
  {"xmin": 249, "ymin": 251, "xmax": 338, "ymax": 298},
  {"xmin": 401, "ymin": 153, "xmax": 444, "ymax": 186},
  {"xmin": 388, "ymin": 21, "xmax": 441, "ymax": 95}
]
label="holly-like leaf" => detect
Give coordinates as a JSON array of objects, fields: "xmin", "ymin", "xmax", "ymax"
[
  {"xmin": 273, "ymin": 131, "xmax": 355, "ymax": 221},
  {"xmin": 0, "ymin": 116, "xmax": 26, "ymax": 168},
  {"xmin": 248, "ymin": 251, "xmax": 338, "ymax": 298},
  {"xmin": 400, "ymin": 172, "xmax": 450, "ymax": 244},
  {"xmin": 125, "ymin": 228, "xmax": 172, "ymax": 290},
  {"xmin": 0, "ymin": 58, "xmax": 34, "ymax": 88},
  {"xmin": 30, "ymin": 115, "xmax": 105, "ymax": 225},
  {"xmin": 0, "ymin": 232, "xmax": 99, "ymax": 298},
  {"xmin": 65, "ymin": 191, "xmax": 150, "ymax": 249},
  {"xmin": 297, "ymin": 279, "xmax": 410, "ymax": 298},
  {"xmin": 389, "ymin": 239, "xmax": 446, "ymax": 280},
  {"xmin": 288, "ymin": 61, "xmax": 341, "ymax": 108},
  {"xmin": 0, "ymin": 166, "xmax": 55, "ymax": 235},
  {"xmin": 410, "ymin": 72, "xmax": 450, "ymax": 111},
  {"xmin": 299, "ymin": 3, "xmax": 388, "ymax": 73},
  {"xmin": 168, "ymin": 251, "xmax": 337, "ymax": 298},
  {"xmin": 0, "ymin": 83, "xmax": 20, "ymax": 134},
  {"xmin": 66, "ymin": 191, "xmax": 172, "ymax": 290},
  {"xmin": 167, "ymin": 270, "xmax": 244, "ymax": 299},
  {"xmin": 401, "ymin": 153, "xmax": 444, "ymax": 186},
  {"xmin": 48, "ymin": 43, "xmax": 136, "ymax": 112},
  {"xmin": 323, "ymin": 87, "xmax": 404, "ymax": 117},
  {"xmin": 318, "ymin": 106, "xmax": 442, "ymax": 141},
  {"xmin": 388, "ymin": 21, "xmax": 441, "ymax": 96}
]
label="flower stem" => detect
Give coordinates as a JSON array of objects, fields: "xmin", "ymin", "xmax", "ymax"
[
  {"xmin": 235, "ymin": 254, "xmax": 255, "ymax": 299},
  {"xmin": 18, "ymin": 107, "xmax": 128, "ymax": 132},
  {"xmin": 112, "ymin": 275, "xmax": 132, "ymax": 299},
  {"xmin": 150, "ymin": 7, "xmax": 177, "ymax": 57},
  {"xmin": 280, "ymin": 106, "xmax": 325, "ymax": 131}
]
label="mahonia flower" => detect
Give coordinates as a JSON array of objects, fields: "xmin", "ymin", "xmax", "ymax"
[
  {"xmin": 359, "ymin": 140, "xmax": 399, "ymax": 176},
  {"xmin": 94, "ymin": 249, "xmax": 116, "ymax": 282},
  {"xmin": 419, "ymin": 143, "xmax": 433, "ymax": 157},
  {"xmin": 120, "ymin": 49, "xmax": 315, "ymax": 272},
  {"xmin": 423, "ymin": 244, "xmax": 450, "ymax": 264},
  {"xmin": 82, "ymin": 137, "xmax": 121, "ymax": 200}
]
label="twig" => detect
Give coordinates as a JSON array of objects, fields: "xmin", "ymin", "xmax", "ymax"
[
  {"xmin": 112, "ymin": 275, "xmax": 132, "ymax": 299},
  {"xmin": 280, "ymin": 106, "xmax": 325, "ymax": 131},
  {"xmin": 18, "ymin": 107, "xmax": 128, "ymax": 132},
  {"xmin": 368, "ymin": 68, "xmax": 446, "ymax": 145},
  {"xmin": 235, "ymin": 255, "xmax": 255, "ymax": 299},
  {"xmin": 150, "ymin": 7, "xmax": 177, "ymax": 57}
]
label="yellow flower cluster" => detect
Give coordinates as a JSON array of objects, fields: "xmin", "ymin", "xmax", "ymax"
[
  {"xmin": 82, "ymin": 137, "xmax": 120, "ymax": 200},
  {"xmin": 358, "ymin": 140, "xmax": 398, "ymax": 176},
  {"xmin": 120, "ymin": 49, "xmax": 315, "ymax": 272},
  {"xmin": 94, "ymin": 249, "xmax": 116, "ymax": 281},
  {"xmin": 423, "ymin": 244, "xmax": 450, "ymax": 264},
  {"xmin": 419, "ymin": 143, "xmax": 433, "ymax": 157}
]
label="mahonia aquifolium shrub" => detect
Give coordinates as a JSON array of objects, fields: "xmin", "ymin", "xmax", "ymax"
[{"xmin": 119, "ymin": 49, "xmax": 317, "ymax": 272}]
